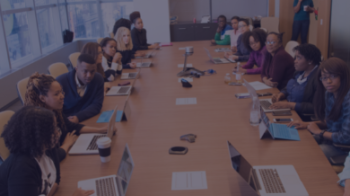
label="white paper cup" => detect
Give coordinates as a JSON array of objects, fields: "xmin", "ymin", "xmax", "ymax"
[
  {"xmin": 304, "ymin": 5, "xmax": 308, "ymax": 11},
  {"xmin": 96, "ymin": 137, "xmax": 111, "ymax": 163}
]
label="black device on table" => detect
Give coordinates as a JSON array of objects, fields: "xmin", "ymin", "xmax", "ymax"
[
  {"xmin": 272, "ymin": 111, "xmax": 292, "ymax": 116},
  {"xmin": 273, "ymin": 118, "xmax": 293, "ymax": 123}
]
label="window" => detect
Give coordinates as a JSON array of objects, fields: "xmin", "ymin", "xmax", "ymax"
[{"xmin": 36, "ymin": 7, "xmax": 56, "ymax": 51}]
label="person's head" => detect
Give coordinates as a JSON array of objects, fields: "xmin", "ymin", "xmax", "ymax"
[
  {"xmin": 81, "ymin": 42, "xmax": 103, "ymax": 65},
  {"xmin": 217, "ymin": 15, "xmax": 227, "ymax": 28},
  {"xmin": 242, "ymin": 28, "xmax": 267, "ymax": 52},
  {"xmin": 115, "ymin": 27, "xmax": 133, "ymax": 51},
  {"xmin": 238, "ymin": 19, "xmax": 250, "ymax": 34},
  {"xmin": 112, "ymin": 18, "xmax": 131, "ymax": 36},
  {"xmin": 230, "ymin": 16, "xmax": 240, "ymax": 30},
  {"xmin": 100, "ymin": 37, "xmax": 117, "ymax": 58},
  {"xmin": 265, "ymin": 32, "xmax": 283, "ymax": 55},
  {"xmin": 293, "ymin": 44, "xmax": 322, "ymax": 72},
  {"xmin": 1, "ymin": 106, "xmax": 59, "ymax": 158},
  {"xmin": 314, "ymin": 57, "xmax": 350, "ymax": 121},
  {"xmin": 130, "ymin": 11, "xmax": 142, "ymax": 29},
  {"xmin": 129, "ymin": 11, "xmax": 141, "ymax": 22},
  {"xmin": 25, "ymin": 73, "xmax": 64, "ymax": 111},
  {"xmin": 76, "ymin": 54, "xmax": 96, "ymax": 85}
]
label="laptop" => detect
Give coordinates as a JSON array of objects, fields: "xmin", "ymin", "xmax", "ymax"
[
  {"xmin": 106, "ymin": 80, "xmax": 136, "ymax": 96},
  {"xmin": 204, "ymin": 48, "xmax": 232, "ymax": 64},
  {"xmin": 116, "ymin": 95, "xmax": 132, "ymax": 122},
  {"xmin": 243, "ymin": 79, "xmax": 290, "ymax": 113},
  {"xmin": 120, "ymin": 68, "xmax": 141, "ymax": 80},
  {"xmin": 259, "ymin": 108, "xmax": 300, "ymax": 141},
  {"xmin": 136, "ymin": 57, "xmax": 152, "ymax": 68},
  {"xmin": 78, "ymin": 144, "xmax": 134, "ymax": 196},
  {"xmin": 227, "ymin": 141, "xmax": 308, "ymax": 196},
  {"xmin": 144, "ymin": 48, "xmax": 157, "ymax": 58},
  {"xmin": 69, "ymin": 105, "xmax": 118, "ymax": 155}
]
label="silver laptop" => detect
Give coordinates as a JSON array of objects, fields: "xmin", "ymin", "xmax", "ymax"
[
  {"xmin": 78, "ymin": 144, "xmax": 134, "ymax": 196},
  {"xmin": 227, "ymin": 141, "xmax": 308, "ymax": 196},
  {"xmin": 120, "ymin": 68, "xmax": 141, "ymax": 80},
  {"xmin": 136, "ymin": 57, "xmax": 152, "ymax": 68},
  {"xmin": 204, "ymin": 48, "xmax": 231, "ymax": 64},
  {"xmin": 243, "ymin": 79, "xmax": 290, "ymax": 113},
  {"xmin": 106, "ymin": 80, "xmax": 136, "ymax": 96},
  {"xmin": 144, "ymin": 48, "xmax": 157, "ymax": 58},
  {"xmin": 69, "ymin": 105, "xmax": 118, "ymax": 155}
]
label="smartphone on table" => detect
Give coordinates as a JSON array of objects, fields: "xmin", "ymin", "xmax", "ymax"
[{"xmin": 273, "ymin": 118, "xmax": 293, "ymax": 123}]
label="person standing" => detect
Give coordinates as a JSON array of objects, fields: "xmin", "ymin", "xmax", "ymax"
[{"xmin": 291, "ymin": 0, "xmax": 314, "ymax": 44}]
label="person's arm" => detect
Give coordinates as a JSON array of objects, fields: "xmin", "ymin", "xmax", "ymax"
[
  {"xmin": 331, "ymin": 108, "xmax": 350, "ymax": 145},
  {"xmin": 215, "ymin": 34, "xmax": 230, "ymax": 45},
  {"xmin": 269, "ymin": 54, "xmax": 292, "ymax": 85},
  {"xmin": 131, "ymin": 29, "xmax": 149, "ymax": 51},
  {"xmin": 241, "ymin": 54, "xmax": 255, "ymax": 69},
  {"xmin": 214, "ymin": 32, "xmax": 221, "ymax": 41},
  {"xmin": 80, "ymin": 126, "xmax": 107, "ymax": 134},
  {"xmin": 293, "ymin": 0, "xmax": 302, "ymax": 13}
]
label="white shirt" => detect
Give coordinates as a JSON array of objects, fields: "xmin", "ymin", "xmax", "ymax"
[
  {"xmin": 229, "ymin": 29, "xmax": 241, "ymax": 47},
  {"xmin": 75, "ymin": 73, "xmax": 86, "ymax": 97},
  {"xmin": 35, "ymin": 154, "xmax": 57, "ymax": 195},
  {"xmin": 101, "ymin": 56, "xmax": 123, "ymax": 82}
]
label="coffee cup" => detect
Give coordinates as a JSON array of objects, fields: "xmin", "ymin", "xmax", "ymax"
[
  {"xmin": 304, "ymin": 5, "xmax": 308, "ymax": 11},
  {"xmin": 96, "ymin": 137, "xmax": 112, "ymax": 163}
]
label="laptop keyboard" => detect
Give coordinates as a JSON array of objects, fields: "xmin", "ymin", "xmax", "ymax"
[
  {"xmin": 86, "ymin": 135, "xmax": 106, "ymax": 150},
  {"xmin": 129, "ymin": 73, "xmax": 137, "ymax": 78},
  {"xmin": 118, "ymin": 86, "xmax": 130, "ymax": 94},
  {"xmin": 260, "ymin": 100, "xmax": 272, "ymax": 110},
  {"xmin": 96, "ymin": 177, "xmax": 117, "ymax": 196},
  {"xmin": 259, "ymin": 169, "xmax": 286, "ymax": 193},
  {"xmin": 213, "ymin": 59, "xmax": 222, "ymax": 63}
]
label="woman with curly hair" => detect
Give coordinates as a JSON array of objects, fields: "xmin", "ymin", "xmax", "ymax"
[
  {"xmin": 24, "ymin": 73, "xmax": 109, "ymax": 161},
  {"xmin": 0, "ymin": 106, "xmax": 94, "ymax": 196},
  {"xmin": 99, "ymin": 38, "xmax": 123, "ymax": 81}
]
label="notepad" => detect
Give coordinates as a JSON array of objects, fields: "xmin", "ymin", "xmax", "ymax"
[
  {"xmin": 248, "ymin": 81, "xmax": 272, "ymax": 91},
  {"xmin": 171, "ymin": 171, "xmax": 208, "ymax": 190},
  {"xmin": 178, "ymin": 63, "xmax": 193, "ymax": 68},
  {"xmin": 97, "ymin": 110, "xmax": 124, "ymax": 123},
  {"xmin": 178, "ymin": 78, "xmax": 193, "ymax": 82},
  {"xmin": 176, "ymin": 98, "xmax": 197, "ymax": 105}
]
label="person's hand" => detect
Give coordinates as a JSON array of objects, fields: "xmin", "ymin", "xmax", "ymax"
[
  {"xmin": 230, "ymin": 55, "xmax": 239, "ymax": 61},
  {"xmin": 135, "ymin": 51, "xmax": 145, "ymax": 57},
  {"xmin": 60, "ymin": 130, "xmax": 78, "ymax": 153},
  {"xmin": 263, "ymin": 78, "xmax": 278, "ymax": 88},
  {"xmin": 112, "ymin": 52, "xmax": 122, "ymax": 63},
  {"xmin": 128, "ymin": 63, "xmax": 137, "ymax": 69},
  {"xmin": 231, "ymin": 46, "xmax": 237, "ymax": 53},
  {"xmin": 224, "ymin": 52, "xmax": 230, "ymax": 59},
  {"xmin": 211, "ymin": 39, "xmax": 217, "ymax": 45},
  {"xmin": 104, "ymin": 82, "xmax": 111, "ymax": 93},
  {"xmin": 271, "ymin": 93, "xmax": 285, "ymax": 103},
  {"xmin": 270, "ymin": 102, "xmax": 294, "ymax": 110},
  {"xmin": 152, "ymin": 43, "xmax": 160, "ymax": 49},
  {"xmin": 216, "ymin": 27, "xmax": 223, "ymax": 33},
  {"xmin": 306, "ymin": 6, "xmax": 314, "ymax": 12},
  {"xmin": 307, "ymin": 122, "xmax": 322, "ymax": 135},
  {"xmin": 68, "ymin": 116, "xmax": 79, "ymax": 123},
  {"xmin": 299, "ymin": 0, "xmax": 302, "ymax": 2},
  {"xmin": 72, "ymin": 188, "xmax": 95, "ymax": 196},
  {"xmin": 287, "ymin": 120, "xmax": 308, "ymax": 130}
]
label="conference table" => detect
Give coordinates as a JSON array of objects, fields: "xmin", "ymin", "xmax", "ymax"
[{"xmin": 56, "ymin": 41, "xmax": 343, "ymax": 196}]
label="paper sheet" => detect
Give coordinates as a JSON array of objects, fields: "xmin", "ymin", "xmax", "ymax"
[
  {"xmin": 178, "ymin": 63, "xmax": 193, "ymax": 68},
  {"xmin": 178, "ymin": 78, "xmax": 193, "ymax": 82},
  {"xmin": 171, "ymin": 171, "xmax": 208, "ymax": 190},
  {"xmin": 248, "ymin": 81, "xmax": 272, "ymax": 91},
  {"xmin": 176, "ymin": 98, "xmax": 197, "ymax": 105}
]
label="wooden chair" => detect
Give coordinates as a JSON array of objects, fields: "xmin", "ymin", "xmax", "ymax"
[
  {"xmin": 97, "ymin": 37, "xmax": 104, "ymax": 44},
  {"xmin": 17, "ymin": 77, "xmax": 29, "ymax": 104},
  {"xmin": 48, "ymin": 62, "xmax": 69, "ymax": 78},
  {"xmin": 69, "ymin": 52, "xmax": 80, "ymax": 68},
  {"xmin": 285, "ymin": 41, "xmax": 299, "ymax": 58},
  {"xmin": 261, "ymin": 17, "xmax": 279, "ymax": 33},
  {"xmin": 0, "ymin": 110, "xmax": 15, "ymax": 161}
]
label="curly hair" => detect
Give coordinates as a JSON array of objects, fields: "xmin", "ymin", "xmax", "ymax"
[
  {"xmin": 24, "ymin": 73, "xmax": 66, "ymax": 133},
  {"xmin": 242, "ymin": 28, "xmax": 267, "ymax": 52},
  {"xmin": 267, "ymin": 32, "xmax": 284, "ymax": 44},
  {"xmin": 81, "ymin": 42, "xmax": 105, "ymax": 78},
  {"xmin": 130, "ymin": 11, "xmax": 141, "ymax": 24},
  {"xmin": 112, "ymin": 18, "xmax": 131, "ymax": 36},
  {"xmin": 1, "ymin": 106, "xmax": 56, "ymax": 158},
  {"xmin": 293, "ymin": 44, "xmax": 322, "ymax": 65}
]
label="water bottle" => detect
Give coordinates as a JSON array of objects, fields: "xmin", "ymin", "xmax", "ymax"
[
  {"xmin": 250, "ymin": 97, "xmax": 261, "ymax": 126},
  {"xmin": 235, "ymin": 62, "xmax": 242, "ymax": 83},
  {"xmin": 224, "ymin": 73, "xmax": 231, "ymax": 84}
]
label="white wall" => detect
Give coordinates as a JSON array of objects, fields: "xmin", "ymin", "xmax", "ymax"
[
  {"xmin": 169, "ymin": 0, "xmax": 210, "ymax": 22},
  {"xmin": 133, "ymin": 0, "xmax": 171, "ymax": 43},
  {"xmin": 212, "ymin": 0, "xmax": 268, "ymax": 20}
]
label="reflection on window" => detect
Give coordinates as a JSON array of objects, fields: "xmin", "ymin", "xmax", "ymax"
[
  {"xmin": 101, "ymin": 2, "xmax": 134, "ymax": 37},
  {"xmin": 68, "ymin": 3, "xmax": 99, "ymax": 38},
  {"xmin": 59, "ymin": 5, "xmax": 69, "ymax": 30},
  {"xmin": 37, "ymin": 8, "xmax": 55, "ymax": 51},
  {"xmin": 34, "ymin": 0, "xmax": 55, "ymax": 6},
  {"xmin": 3, "ymin": 12, "xmax": 31, "ymax": 64},
  {"xmin": 0, "ymin": 0, "xmax": 27, "ymax": 11}
]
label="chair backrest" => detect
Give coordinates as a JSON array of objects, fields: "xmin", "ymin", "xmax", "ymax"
[
  {"xmin": 97, "ymin": 37, "xmax": 104, "ymax": 44},
  {"xmin": 240, "ymin": 17, "xmax": 253, "ymax": 27},
  {"xmin": 0, "ymin": 110, "xmax": 15, "ymax": 161},
  {"xmin": 261, "ymin": 17, "xmax": 279, "ymax": 33},
  {"xmin": 48, "ymin": 62, "xmax": 69, "ymax": 78},
  {"xmin": 260, "ymin": 27, "xmax": 267, "ymax": 33},
  {"xmin": 17, "ymin": 77, "xmax": 29, "ymax": 104},
  {"xmin": 249, "ymin": 25, "xmax": 253, "ymax": 31},
  {"xmin": 69, "ymin": 52, "xmax": 81, "ymax": 68},
  {"xmin": 285, "ymin": 41, "xmax": 299, "ymax": 58},
  {"xmin": 110, "ymin": 32, "xmax": 114, "ymax": 38}
]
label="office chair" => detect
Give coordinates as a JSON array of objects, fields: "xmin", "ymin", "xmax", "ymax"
[
  {"xmin": 0, "ymin": 110, "xmax": 15, "ymax": 161},
  {"xmin": 97, "ymin": 37, "xmax": 104, "ymax": 44},
  {"xmin": 69, "ymin": 52, "xmax": 80, "ymax": 68},
  {"xmin": 17, "ymin": 77, "xmax": 29, "ymax": 104},
  {"xmin": 48, "ymin": 62, "xmax": 69, "ymax": 78},
  {"xmin": 285, "ymin": 41, "xmax": 299, "ymax": 58}
]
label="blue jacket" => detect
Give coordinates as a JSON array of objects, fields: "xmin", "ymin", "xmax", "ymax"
[{"xmin": 56, "ymin": 70, "xmax": 104, "ymax": 122}]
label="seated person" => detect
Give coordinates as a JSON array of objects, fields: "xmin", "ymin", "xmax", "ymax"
[
  {"xmin": 112, "ymin": 18, "xmax": 131, "ymax": 37},
  {"xmin": 270, "ymin": 44, "xmax": 321, "ymax": 121},
  {"xmin": 0, "ymin": 106, "xmax": 94, "ymax": 196},
  {"xmin": 211, "ymin": 15, "xmax": 233, "ymax": 45},
  {"xmin": 129, "ymin": 11, "xmax": 141, "ymax": 29},
  {"xmin": 224, "ymin": 19, "xmax": 251, "ymax": 62},
  {"xmin": 81, "ymin": 42, "xmax": 107, "ymax": 80},
  {"xmin": 239, "ymin": 28, "xmax": 267, "ymax": 74},
  {"xmin": 130, "ymin": 12, "xmax": 159, "ymax": 50},
  {"xmin": 289, "ymin": 57, "xmax": 350, "ymax": 160},
  {"xmin": 24, "ymin": 73, "xmax": 109, "ymax": 161},
  {"xmin": 261, "ymin": 32, "xmax": 295, "ymax": 90},
  {"xmin": 338, "ymin": 152, "xmax": 350, "ymax": 196},
  {"xmin": 56, "ymin": 54, "xmax": 104, "ymax": 123},
  {"xmin": 99, "ymin": 38, "xmax": 123, "ymax": 81},
  {"xmin": 228, "ymin": 16, "xmax": 241, "ymax": 51}
]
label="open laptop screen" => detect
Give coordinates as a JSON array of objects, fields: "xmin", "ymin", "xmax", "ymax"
[
  {"xmin": 227, "ymin": 141, "xmax": 253, "ymax": 184},
  {"xmin": 116, "ymin": 144, "xmax": 134, "ymax": 196},
  {"xmin": 260, "ymin": 107, "xmax": 270, "ymax": 128}
]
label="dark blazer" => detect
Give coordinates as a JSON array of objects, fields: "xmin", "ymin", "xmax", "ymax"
[
  {"xmin": 0, "ymin": 149, "xmax": 60, "ymax": 196},
  {"xmin": 131, "ymin": 28, "xmax": 150, "ymax": 50},
  {"xmin": 118, "ymin": 50, "xmax": 133, "ymax": 69}
]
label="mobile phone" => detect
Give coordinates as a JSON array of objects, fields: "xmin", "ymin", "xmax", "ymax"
[
  {"xmin": 228, "ymin": 82, "xmax": 242, "ymax": 86},
  {"xmin": 272, "ymin": 111, "xmax": 292, "ymax": 116},
  {"xmin": 118, "ymin": 81, "xmax": 130, "ymax": 86},
  {"xmin": 258, "ymin": 92, "xmax": 272, "ymax": 97},
  {"xmin": 235, "ymin": 93, "xmax": 250, "ymax": 99},
  {"xmin": 273, "ymin": 118, "xmax": 293, "ymax": 123}
]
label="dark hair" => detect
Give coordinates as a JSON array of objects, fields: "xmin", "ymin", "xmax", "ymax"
[
  {"xmin": 231, "ymin": 16, "xmax": 240, "ymax": 21},
  {"xmin": 217, "ymin": 15, "xmax": 227, "ymax": 22},
  {"xmin": 239, "ymin": 18, "xmax": 249, "ymax": 26},
  {"xmin": 293, "ymin": 44, "xmax": 322, "ymax": 65},
  {"xmin": 130, "ymin": 11, "xmax": 141, "ymax": 24},
  {"xmin": 81, "ymin": 42, "xmax": 104, "ymax": 78},
  {"xmin": 112, "ymin": 18, "xmax": 131, "ymax": 35},
  {"xmin": 314, "ymin": 57, "xmax": 350, "ymax": 122},
  {"xmin": 78, "ymin": 53, "xmax": 96, "ymax": 65},
  {"xmin": 267, "ymin": 32, "xmax": 284, "ymax": 44},
  {"xmin": 242, "ymin": 28, "xmax": 267, "ymax": 51},
  {"xmin": 100, "ymin": 37, "xmax": 117, "ymax": 49},
  {"xmin": 1, "ymin": 106, "xmax": 56, "ymax": 158}
]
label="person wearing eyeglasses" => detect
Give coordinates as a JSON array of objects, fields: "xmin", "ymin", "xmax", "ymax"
[
  {"xmin": 261, "ymin": 32, "xmax": 295, "ymax": 90},
  {"xmin": 288, "ymin": 57, "xmax": 350, "ymax": 161},
  {"xmin": 224, "ymin": 19, "xmax": 251, "ymax": 62},
  {"xmin": 270, "ymin": 44, "xmax": 321, "ymax": 121},
  {"xmin": 292, "ymin": 0, "xmax": 314, "ymax": 44},
  {"xmin": 211, "ymin": 15, "xmax": 233, "ymax": 45}
]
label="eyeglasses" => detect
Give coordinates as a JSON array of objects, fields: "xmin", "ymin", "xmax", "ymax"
[
  {"xmin": 319, "ymin": 74, "xmax": 338, "ymax": 81},
  {"xmin": 265, "ymin": 41, "xmax": 277, "ymax": 45}
]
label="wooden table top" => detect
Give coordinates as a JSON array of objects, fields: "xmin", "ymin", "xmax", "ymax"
[{"xmin": 56, "ymin": 41, "xmax": 343, "ymax": 196}]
